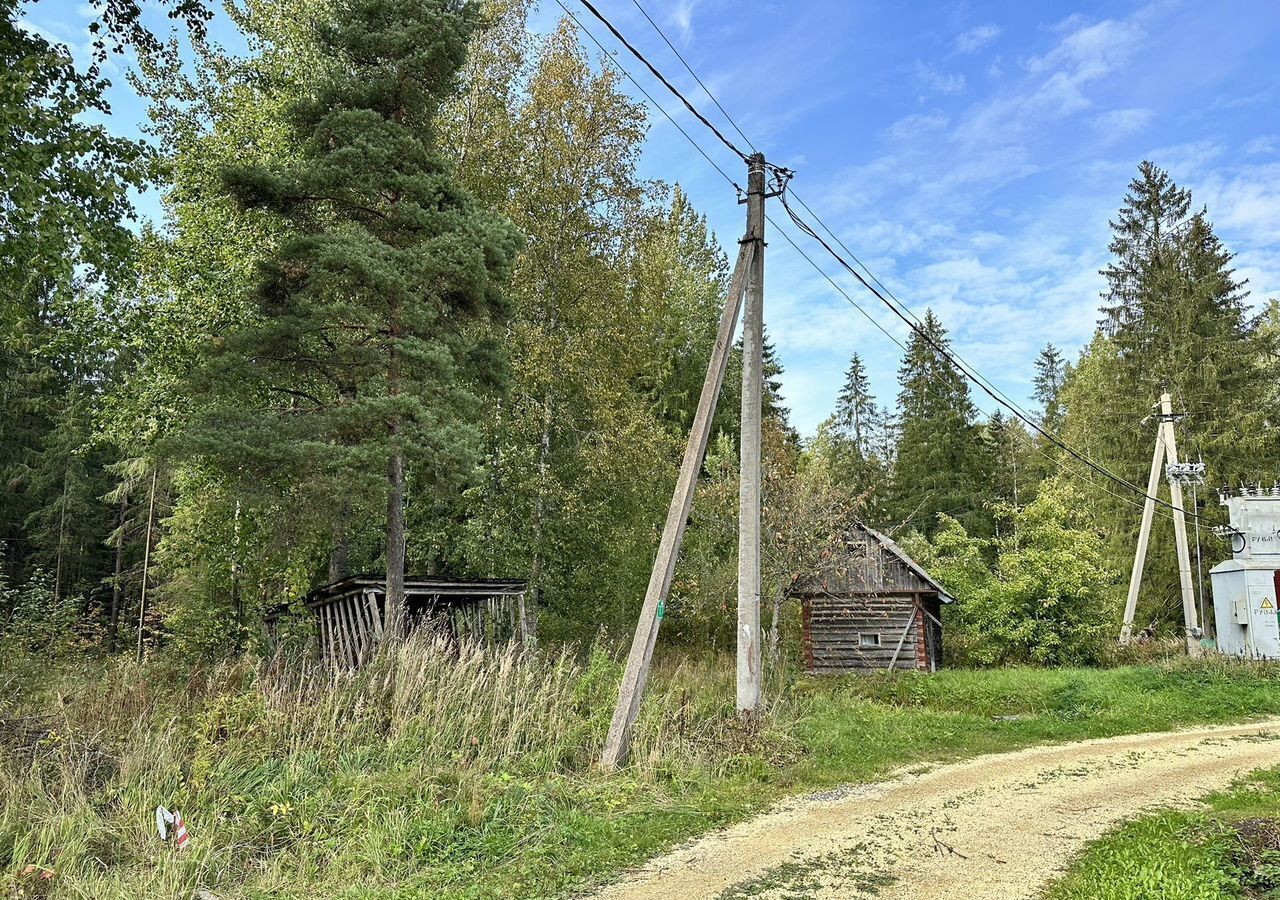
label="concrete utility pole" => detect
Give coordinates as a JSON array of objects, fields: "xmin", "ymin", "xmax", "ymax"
[
  {"xmin": 599, "ymin": 152, "xmax": 776, "ymax": 769},
  {"xmin": 1158, "ymin": 393, "xmax": 1202, "ymax": 656},
  {"xmin": 598, "ymin": 238, "xmax": 755, "ymax": 771},
  {"xmin": 738, "ymin": 153, "xmax": 766, "ymax": 714},
  {"xmin": 1119, "ymin": 410, "xmax": 1165, "ymax": 645},
  {"xmin": 1118, "ymin": 392, "xmax": 1202, "ymax": 656}
]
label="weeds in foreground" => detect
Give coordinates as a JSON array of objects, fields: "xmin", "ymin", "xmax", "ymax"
[
  {"xmin": 6, "ymin": 645, "xmax": 1280, "ymax": 898},
  {"xmin": 0, "ymin": 635, "xmax": 796, "ymax": 899}
]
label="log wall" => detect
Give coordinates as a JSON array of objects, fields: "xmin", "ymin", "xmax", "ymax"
[{"xmin": 801, "ymin": 592, "xmax": 931, "ymax": 673}]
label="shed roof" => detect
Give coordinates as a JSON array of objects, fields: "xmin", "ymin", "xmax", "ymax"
[
  {"xmin": 854, "ymin": 522, "xmax": 954, "ymax": 603},
  {"xmin": 302, "ymin": 573, "xmax": 528, "ymax": 610},
  {"xmin": 798, "ymin": 520, "xmax": 955, "ymax": 603}
]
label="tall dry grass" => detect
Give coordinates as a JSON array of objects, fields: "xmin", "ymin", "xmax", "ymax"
[{"xmin": 0, "ymin": 632, "xmax": 796, "ymax": 898}]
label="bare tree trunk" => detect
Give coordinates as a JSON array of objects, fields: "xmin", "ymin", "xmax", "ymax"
[
  {"xmin": 485, "ymin": 396, "xmax": 504, "ymax": 577},
  {"xmin": 53, "ymin": 474, "xmax": 69, "ymax": 600},
  {"xmin": 386, "ymin": 448, "xmax": 406, "ymax": 637},
  {"xmin": 107, "ymin": 490, "xmax": 127, "ymax": 653},
  {"xmin": 328, "ymin": 498, "xmax": 351, "ymax": 582},
  {"xmin": 231, "ymin": 499, "xmax": 244, "ymax": 653},
  {"xmin": 524, "ymin": 399, "xmax": 552, "ymax": 644},
  {"xmin": 136, "ymin": 468, "xmax": 158, "ymax": 663}
]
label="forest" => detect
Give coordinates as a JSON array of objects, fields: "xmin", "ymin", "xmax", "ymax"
[{"xmin": 4, "ymin": 0, "xmax": 1277, "ymax": 667}]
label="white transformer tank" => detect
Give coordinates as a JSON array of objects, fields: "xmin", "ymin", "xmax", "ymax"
[{"xmin": 1210, "ymin": 488, "xmax": 1280, "ymax": 658}]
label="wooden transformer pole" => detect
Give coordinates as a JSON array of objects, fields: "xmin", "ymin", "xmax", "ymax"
[
  {"xmin": 1118, "ymin": 392, "xmax": 1201, "ymax": 656},
  {"xmin": 599, "ymin": 153, "xmax": 769, "ymax": 770}
]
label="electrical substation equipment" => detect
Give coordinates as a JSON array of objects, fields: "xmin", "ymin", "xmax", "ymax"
[{"xmin": 1209, "ymin": 483, "xmax": 1280, "ymax": 659}]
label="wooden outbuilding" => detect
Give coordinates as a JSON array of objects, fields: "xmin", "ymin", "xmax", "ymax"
[
  {"xmin": 796, "ymin": 522, "xmax": 953, "ymax": 674},
  {"xmin": 270, "ymin": 573, "xmax": 527, "ymax": 667}
]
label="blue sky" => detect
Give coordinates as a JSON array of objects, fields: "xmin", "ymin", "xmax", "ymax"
[{"xmin": 22, "ymin": 0, "xmax": 1280, "ymax": 435}]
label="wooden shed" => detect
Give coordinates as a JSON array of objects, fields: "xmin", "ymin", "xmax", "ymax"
[
  {"xmin": 271, "ymin": 574, "xmax": 527, "ymax": 667},
  {"xmin": 796, "ymin": 522, "xmax": 953, "ymax": 674}
]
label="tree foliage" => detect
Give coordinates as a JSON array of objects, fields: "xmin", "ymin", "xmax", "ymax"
[
  {"xmin": 1060, "ymin": 161, "xmax": 1274, "ymax": 624},
  {"xmin": 916, "ymin": 479, "xmax": 1116, "ymax": 666},
  {"xmin": 889, "ymin": 309, "xmax": 991, "ymax": 536},
  {"xmin": 5, "ymin": 0, "xmax": 1280, "ymax": 676}
]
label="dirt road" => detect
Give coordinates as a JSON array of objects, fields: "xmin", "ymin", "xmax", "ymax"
[{"xmin": 591, "ymin": 719, "xmax": 1280, "ymax": 900}]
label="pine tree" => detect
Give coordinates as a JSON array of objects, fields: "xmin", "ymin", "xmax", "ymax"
[
  {"xmin": 198, "ymin": 0, "xmax": 522, "ymax": 632},
  {"xmin": 890, "ymin": 310, "xmax": 989, "ymax": 536}
]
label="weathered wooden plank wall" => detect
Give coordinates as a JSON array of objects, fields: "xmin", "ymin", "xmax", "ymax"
[
  {"xmin": 811, "ymin": 537, "xmax": 929, "ymax": 595},
  {"xmin": 802, "ymin": 592, "xmax": 925, "ymax": 673}
]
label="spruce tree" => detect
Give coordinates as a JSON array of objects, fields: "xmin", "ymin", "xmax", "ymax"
[
  {"xmin": 733, "ymin": 326, "xmax": 797, "ymax": 444},
  {"xmin": 761, "ymin": 328, "xmax": 797, "ymax": 444},
  {"xmin": 835, "ymin": 352, "xmax": 879, "ymax": 456},
  {"xmin": 890, "ymin": 310, "xmax": 988, "ymax": 536},
  {"xmin": 1091, "ymin": 162, "xmax": 1269, "ymax": 487},
  {"xmin": 1032, "ymin": 344, "xmax": 1067, "ymax": 433},
  {"xmin": 200, "ymin": 0, "xmax": 521, "ymax": 632},
  {"xmin": 1062, "ymin": 161, "xmax": 1273, "ymax": 623},
  {"xmin": 826, "ymin": 351, "xmax": 891, "ymax": 523}
]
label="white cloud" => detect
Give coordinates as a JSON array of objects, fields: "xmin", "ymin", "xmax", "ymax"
[
  {"xmin": 1093, "ymin": 107, "xmax": 1154, "ymax": 138},
  {"xmin": 671, "ymin": 2, "xmax": 1275, "ymax": 434},
  {"xmin": 954, "ymin": 12, "xmax": 1149, "ymax": 150},
  {"xmin": 1196, "ymin": 163, "xmax": 1280, "ymax": 245},
  {"xmin": 912, "ymin": 61, "xmax": 965, "ymax": 96},
  {"xmin": 956, "ymin": 24, "xmax": 1001, "ymax": 54},
  {"xmin": 885, "ymin": 112, "xmax": 948, "ymax": 141},
  {"xmin": 670, "ymin": 0, "xmax": 698, "ymax": 41},
  {"xmin": 1146, "ymin": 140, "xmax": 1226, "ymax": 179},
  {"xmin": 1025, "ymin": 17, "xmax": 1145, "ymax": 82},
  {"xmin": 1245, "ymin": 136, "xmax": 1276, "ymax": 156}
]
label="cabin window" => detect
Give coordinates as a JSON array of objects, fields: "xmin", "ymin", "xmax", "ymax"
[{"xmin": 859, "ymin": 632, "xmax": 881, "ymax": 647}]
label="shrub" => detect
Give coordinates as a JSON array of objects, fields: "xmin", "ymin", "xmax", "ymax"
[{"xmin": 921, "ymin": 478, "xmax": 1117, "ymax": 666}]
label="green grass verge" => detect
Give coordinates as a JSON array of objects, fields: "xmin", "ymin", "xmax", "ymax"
[
  {"xmin": 5, "ymin": 646, "xmax": 1280, "ymax": 899},
  {"xmin": 1043, "ymin": 767, "xmax": 1280, "ymax": 900}
]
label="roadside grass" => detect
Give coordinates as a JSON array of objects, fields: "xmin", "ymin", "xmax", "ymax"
[
  {"xmin": 1043, "ymin": 767, "xmax": 1280, "ymax": 900},
  {"xmin": 5, "ymin": 641, "xmax": 1280, "ymax": 899},
  {"xmin": 798, "ymin": 660, "xmax": 1280, "ymax": 784}
]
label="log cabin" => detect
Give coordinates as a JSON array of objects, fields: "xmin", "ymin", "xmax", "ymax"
[{"xmin": 796, "ymin": 522, "xmax": 953, "ymax": 674}]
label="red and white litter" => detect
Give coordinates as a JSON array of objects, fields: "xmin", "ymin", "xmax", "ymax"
[{"xmin": 156, "ymin": 806, "xmax": 190, "ymax": 848}]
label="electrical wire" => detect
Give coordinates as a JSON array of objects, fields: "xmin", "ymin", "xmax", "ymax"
[
  {"xmin": 627, "ymin": 0, "xmax": 757, "ymax": 153},
  {"xmin": 777, "ymin": 191, "xmax": 1212, "ymax": 522},
  {"xmin": 551, "ymin": 0, "xmax": 743, "ymax": 194},
  {"xmin": 766, "ymin": 213, "xmax": 910, "ymax": 356},
  {"xmin": 564, "ymin": 0, "xmax": 1211, "ymax": 524},
  {"xmin": 769, "ymin": 212, "xmax": 1178, "ymax": 526},
  {"xmin": 574, "ymin": 0, "xmax": 751, "ymax": 163},
  {"xmin": 785, "ymin": 188, "xmax": 1064, "ymax": 444}
]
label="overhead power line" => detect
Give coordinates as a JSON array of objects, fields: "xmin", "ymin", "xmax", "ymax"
[
  {"xmin": 777, "ymin": 191, "xmax": 1210, "ymax": 523},
  {"xmin": 574, "ymin": 0, "xmax": 751, "ymax": 163},
  {"xmin": 553, "ymin": 0, "xmax": 742, "ymax": 192},
  {"xmin": 783, "ymin": 188, "xmax": 1061, "ymax": 444},
  {"xmin": 627, "ymin": 0, "xmax": 757, "ymax": 154},
  {"xmin": 568, "ymin": 0, "xmax": 1206, "ymax": 523}
]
